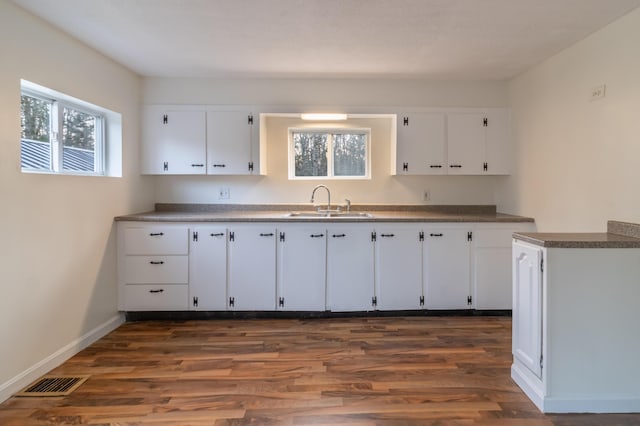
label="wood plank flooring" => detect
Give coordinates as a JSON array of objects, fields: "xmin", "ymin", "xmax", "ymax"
[{"xmin": 1, "ymin": 316, "xmax": 639, "ymax": 425}]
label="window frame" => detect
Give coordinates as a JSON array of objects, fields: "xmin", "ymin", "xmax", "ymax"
[
  {"xmin": 288, "ymin": 127, "xmax": 371, "ymax": 180},
  {"xmin": 20, "ymin": 83, "xmax": 106, "ymax": 176}
]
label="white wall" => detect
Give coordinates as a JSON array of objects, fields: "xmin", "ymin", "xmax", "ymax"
[
  {"xmin": 498, "ymin": 7, "xmax": 640, "ymax": 231},
  {"xmin": 144, "ymin": 78, "xmax": 509, "ymax": 205},
  {"xmin": 0, "ymin": 1, "xmax": 152, "ymax": 400}
]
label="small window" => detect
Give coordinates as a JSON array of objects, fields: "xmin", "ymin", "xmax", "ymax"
[
  {"xmin": 289, "ymin": 129, "xmax": 370, "ymax": 179},
  {"xmin": 21, "ymin": 82, "xmax": 105, "ymax": 175}
]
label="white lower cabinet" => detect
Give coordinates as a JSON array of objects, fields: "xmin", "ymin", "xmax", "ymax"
[
  {"xmin": 227, "ymin": 225, "xmax": 277, "ymax": 310},
  {"xmin": 374, "ymin": 226, "xmax": 424, "ymax": 310},
  {"xmin": 473, "ymin": 223, "xmax": 536, "ymax": 310},
  {"xmin": 277, "ymin": 225, "xmax": 327, "ymax": 311},
  {"xmin": 423, "ymin": 227, "xmax": 471, "ymax": 309},
  {"xmin": 117, "ymin": 223, "xmax": 189, "ymax": 311},
  {"xmin": 118, "ymin": 220, "xmax": 535, "ymax": 313},
  {"xmin": 511, "ymin": 239, "xmax": 640, "ymax": 413},
  {"xmin": 189, "ymin": 227, "xmax": 227, "ymax": 310},
  {"xmin": 326, "ymin": 225, "xmax": 375, "ymax": 312}
]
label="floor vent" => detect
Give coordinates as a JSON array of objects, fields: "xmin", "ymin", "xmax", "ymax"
[{"xmin": 16, "ymin": 375, "xmax": 90, "ymax": 397}]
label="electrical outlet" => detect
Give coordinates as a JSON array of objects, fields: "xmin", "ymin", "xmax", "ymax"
[
  {"xmin": 423, "ymin": 190, "xmax": 430, "ymax": 201},
  {"xmin": 218, "ymin": 187, "xmax": 230, "ymax": 199},
  {"xmin": 590, "ymin": 85, "xmax": 606, "ymax": 101}
]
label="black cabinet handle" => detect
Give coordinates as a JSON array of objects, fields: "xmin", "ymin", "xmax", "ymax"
[
  {"xmin": 430, "ymin": 233, "xmax": 443, "ymax": 237},
  {"xmin": 332, "ymin": 234, "xmax": 346, "ymax": 238},
  {"xmin": 380, "ymin": 233, "xmax": 395, "ymax": 238},
  {"xmin": 210, "ymin": 233, "xmax": 225, "ymax": 237},
  {"xmin": 212, "ymin": 164, "xmax": 226, "ymax": 167},
  {"xmin": 149, "ymin": 261, "xmax": 165, "ymax": 265},
  {"xmin": 149, "ymin": 232, "xmax": 164, "ymax": 236},
  {"xmin": 260, "ymin": 233, "xmax": 274, "ymax": 237},
  {"xmin": 191, "ymin": 164, "xmax": 204, "ymax": 167},
  {"xmin": 149, "ymin": 289, "xmax": 164, "ymax": 294},
  {"xmin": 430, "ymin": 165, "xmax": 442, "ymax": 168},
  {"xmin": 449, "ymin": 164, "xmax": 462, "ymax": 168},
  {"xmin": 310, "ymin": 234, "xmax": 324, "ymax": 238}
]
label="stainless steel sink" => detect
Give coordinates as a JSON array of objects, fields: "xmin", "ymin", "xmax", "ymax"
[{"xmin": 284, "ymin": 211, "xmax": 374, "ymax": 219}]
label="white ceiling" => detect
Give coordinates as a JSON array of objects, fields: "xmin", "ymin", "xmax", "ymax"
[{"xmin": 11, "ymin": 0, "xmax": 640, "ymax": 80}]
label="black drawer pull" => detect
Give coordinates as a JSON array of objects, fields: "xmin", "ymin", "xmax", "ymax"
[
  {"xmin": 430, "ymin": 233, "xmax": 443, "ymax": 237},
  {"xmin": 380, "ymin": 233, "xmax": 395, "ymax": 238},
  {"xmin": 449, "ymin": 164, "xmax": 462, "ymax": 168},
  {"xmin": 260, "ymin": 233, "xmax": 274, "ymax": 237},
  {"xmin": 430, "ymin": 165, "xmax": 442, "ymax": 168},
  {"xmin": 149, "ymin": 232, "xmax": 164, "ymax": 236},
  {"xmin": 310, "ymin": 234, "xmax": 324, "ymax": 238},
  {"xmin": 149, "ymin": 261, "xmax": 165, "ymax": 265},
  {"xmin": 191, "ymin": 164, "xmax": 204, "ymax": 167},
  {"xmin": 149, "ymin": 289, "xmax": 164, "ymax": 294},
  {"xmin": 332, "ymin": 234, "xmax": 346, "ymax": 238},
  {"xmin": 212, "ymin": 164, "xmax": 226, "ymax": 167},
  {"xmin": 210, "ymin": 233, "xmax": 225, "ymax": 237}
]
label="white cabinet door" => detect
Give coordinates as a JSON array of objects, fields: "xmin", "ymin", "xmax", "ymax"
[
  {"xmin": 277, "ymin": 226, "xmax": 326, "ymax": 311},
  {"xmin": 189, "ymin": 227, "xmax": 227, "ymax": 310},
  {"xmin": 396, "ymin": 113, "xmax": 446, "ymax": 175},
  {"xmin": 141, "ymin": 107, "xmax": 207, "ymax": 175},
  {"xmin": 375, "ymin": 226, "xmax": 423, "ymax": 310},
  {"xmin": 227, "ymin": 225, "xmax": 276, "ymax": 310},
  {"xmin": 447, "ymin": 113, "xmax": 486, "ymax": 175},
  {"xmin": 474, "ymin": 224, "xmax": 535, "ymax": 310},
  {"xmin": 424, "ymin": 228, "xmax": 471, "ymax": 309},
  {"xmin": 326, "ymin": 226, "xmax": 375, "ymax": 312},
  {"xmin": 484, "ymin": 108, "xmax": 511, "ymax": 175},
  {"xmin": 207, "ymin": 110, "xmax": 256, "ymax": 175},
  {"xmin": 512, "ymin": 241, "xmax": 543, "ymax": 378}
]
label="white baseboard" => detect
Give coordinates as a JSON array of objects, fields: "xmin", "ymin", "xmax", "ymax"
[{"xmin": 0, "ymin": 313, "xmax": 125, "ymax": 404}]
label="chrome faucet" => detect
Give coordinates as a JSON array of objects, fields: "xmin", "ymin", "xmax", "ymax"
[
  {"xmin": 344, "ymin": 198, "xmax": 351, "ymax": 212},
  {"xmin": 310, "ymin": 184, "xmax": 331, "ymax": 212}
]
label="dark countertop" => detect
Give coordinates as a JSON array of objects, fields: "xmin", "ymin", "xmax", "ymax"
[
  {"xmin": 513, "ymin": 221, "xmax": 640, "ymax": 248},
  {"xmin": 114, "ymin": 204, "xmax": 535, "ymax": 224}
]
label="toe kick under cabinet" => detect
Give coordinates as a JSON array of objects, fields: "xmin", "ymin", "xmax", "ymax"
[{"xmin": 117, "ymin": 220, "xmax": 534, "ymax": 312}]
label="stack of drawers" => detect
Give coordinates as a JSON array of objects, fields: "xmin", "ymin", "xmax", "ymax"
[{"xmin": 119, "ymin": 225, "xmax": 189, "ymax": 310}]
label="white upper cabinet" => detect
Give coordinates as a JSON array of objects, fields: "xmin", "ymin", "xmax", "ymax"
[
  {"xmin": 207, "ymin": 110, "xmax": 259, "ymax": 175},
  {"xmin": 484, "ymin": 108, "xmax": 511, "ymax": 175},
  {"xmin": 141, "ymin": 107, "xmax": 207, "ymax": 175},
  {"xmin": 393, "ymin": 108, "xmax": 511, "ymax": 176},
  {"xmin": 447, "ymin": 108, "xmax": 511, "ymax": 175},
  {"xmin": 395, "ymin": 113, "xmax": 446, "ymax": 175},
  {"xmin": 447, "ymin": 113, "xmax": 486, "ymax": 175}
]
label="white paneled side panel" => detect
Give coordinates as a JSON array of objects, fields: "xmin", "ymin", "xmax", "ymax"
[{"xmin": 512, "ymin": 241, "xmax": 543, "ymax": 378}]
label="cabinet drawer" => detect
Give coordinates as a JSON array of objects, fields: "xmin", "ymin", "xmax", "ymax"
[
  {"xmin": 124, "ymin": 256, "xmax": 188, "ymax": 284},
  {"xmin": 123, "ymin": 227, "xmax": 188, "ymax": 255},
  {"xmin": 122, "ymin": 284, "xmax": 188, "ymax": 311}
]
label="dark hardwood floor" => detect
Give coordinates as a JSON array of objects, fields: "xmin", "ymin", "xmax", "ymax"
[{"xmin": 1, "ymin": 316, "xmax": 639, "ymax": 425}]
